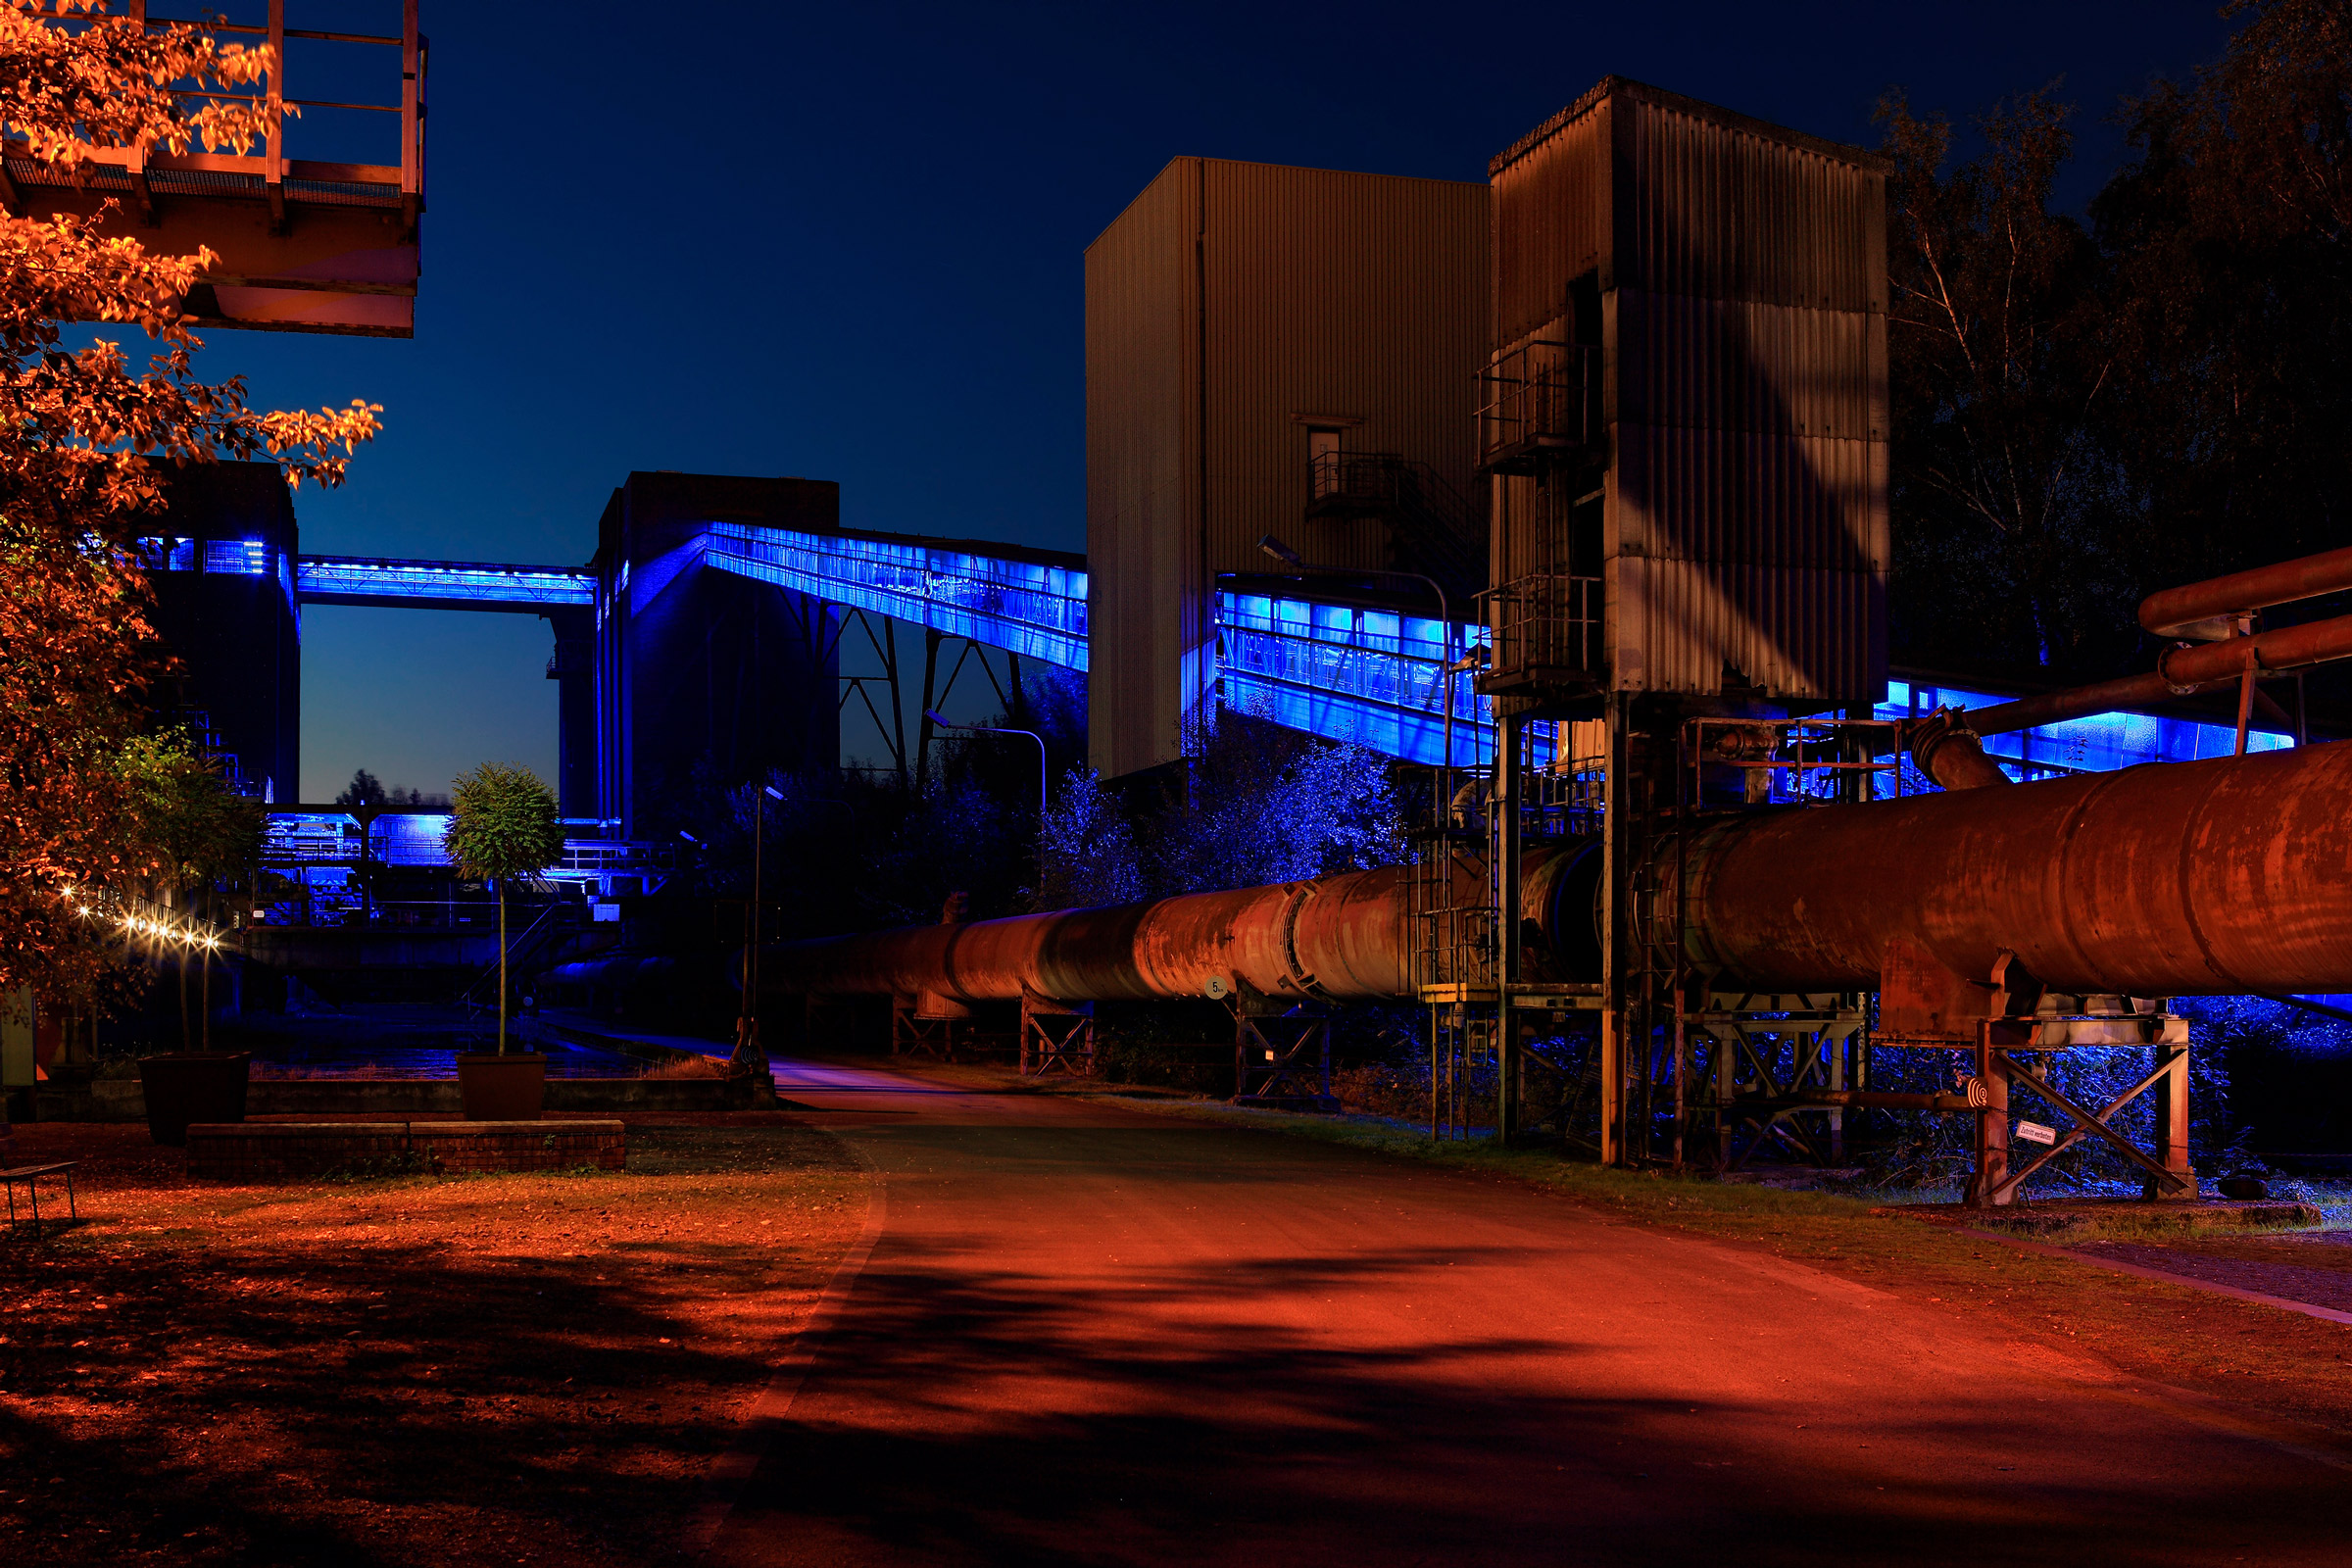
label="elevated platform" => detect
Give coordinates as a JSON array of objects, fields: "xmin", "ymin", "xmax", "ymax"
[
  {"xmin": 2, "ymin": 5, "xmax": 425, "ymax": 338},
  {"xmin": 295, "ymin": 555, "xmax": 594, "ymax": 612},
  {"xmin": 161, "ymin": 521, "xmax": 2305, "ymax": 788}
]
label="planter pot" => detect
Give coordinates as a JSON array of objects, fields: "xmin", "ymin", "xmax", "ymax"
[
  {"xmin": 138, "ymin": 1053, "xmax": 252, "ymax": 1147},
  {"xmin": 457, "ymin": 1054, "xmax": 547, "ymax": 1121}
]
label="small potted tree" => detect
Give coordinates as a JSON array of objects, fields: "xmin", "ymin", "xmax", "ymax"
[
  {"xmin": 443, "ymin": 762, "xmax": 564, "ymax": 1120},
  {"xmin": 122, "ymin": 731, "xmax": 264, "ymax": 1145}
]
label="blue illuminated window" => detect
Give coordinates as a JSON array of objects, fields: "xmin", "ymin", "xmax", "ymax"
[
  {"xmin": 203, "ymin": 538, "xmax": 270, "ymax": 575},
  {"xmin": 703, "ymin": 522, "xmax": 1091, "ymax": 671},
  {"xmin": 1213, "ymin": 590, "xmax": 1520, "ymax": 767},
  {"xmin": 1879, "ymin": 678, "xmax": 2291, "ymax": 776},
  {"xmin": 293, "ymin": 557, "xmax": 596, "ymax": 608}
]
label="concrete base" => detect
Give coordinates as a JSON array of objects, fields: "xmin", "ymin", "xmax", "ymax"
[{"xmin": 186, "ymin": 1119, "xmax": 626, "ymax": 1179}]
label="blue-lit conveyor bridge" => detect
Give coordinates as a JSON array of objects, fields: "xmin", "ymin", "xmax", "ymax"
[
  {"xmin": 288, "ymin": 523, "xmax": 1522, "ymax": 772},
  {"xmin": 297, "ymin": 523, "xmax": 2280, "ymax": 778},
  {"xmin": 157, "ymin": 521, "xmax": 2285, "ymax": 833},
  {"xmin": 295, "ymin": 555, "xmax": 597, "ymax": 614}
]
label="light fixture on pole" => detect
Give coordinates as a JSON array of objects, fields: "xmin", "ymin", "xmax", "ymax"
[
  {"xmin": 923, "ymin": 710, "xmax": 1049, "ymax": 820},
  {"xmin": 741, "ymin": 783, "xmax": 786, "ymax": 1067}
]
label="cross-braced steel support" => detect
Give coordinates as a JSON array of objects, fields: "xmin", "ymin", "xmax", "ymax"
[
  {"xmin": 1690, "ymin": 993, "xmax": 1868, "ymax": 1171},
  {"xmin": 1020, "ymin": 997, "xmax": 1096, "ymax": 1076},
  {"xmin": 1232, "ymin": 1003, "xmax": 1338, "ymax": 1111},
  {"xmin": 1959, "ymin": 1017, "xmax": 2196, "ymax": 1207},
  {"xmin": 780, "ymin": 595, "xmax": 908, "ymax": 788},
  {"xmin": 891, "ymin": 998, "xmax": 964, "ymax": 1062},
  {"xmin": 915, "ymin": 630, "xmax": 1022, "ymax": 782}
]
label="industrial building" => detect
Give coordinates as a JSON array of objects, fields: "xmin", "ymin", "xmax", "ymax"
[
  {"xmin": 757, "ymin": 74, "xmax": 2351, "ymax": 1214},
  {"xmin": 143, "ymin": 464, "xmax": 304, "ymax": 804},
  {"xmin": 1085, "ymin": 157, "xmax": 1490, "ymax": 778},
  {"xmin": 119, "ymin": 66, "xmax": 2351, "ymax": 1208}
]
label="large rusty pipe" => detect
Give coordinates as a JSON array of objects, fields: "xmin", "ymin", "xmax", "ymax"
[
  {"xmin": 1680, "ymin": 737, "xmax": 2352, "ymax": 997},
  {"xmin": 1904, "ymin": 708, "xmax": 2012, "ymax": 790},
  {"xmin": 768, "ymin": 845, "xmax": 1592, "ymax": 1006},
  {"xmin": 2140, "ymin": 544, "xmax": 2352, "ymax": 638},
  {"xmin": 766, "ymin": 871, "xmax": 1402, "ymax": 1004},
  {"xmin": 1960, "ymin": 612, "xmax": 2352, "ymax": 738},
  {"xmin": 773, "ymin": 741, "xmax": 2352, "ymax": 1006}
]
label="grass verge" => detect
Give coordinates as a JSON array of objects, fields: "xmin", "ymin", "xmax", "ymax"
[{"xmin": 0, "ymin": 1115, "xmax": 865, "ymax": 1567}]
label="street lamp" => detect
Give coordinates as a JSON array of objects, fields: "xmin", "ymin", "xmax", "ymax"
[
  {"xmin": 923, "ymin": 710, "xmax": 1049, "ymax": 820},
  {"xmin": 1257, "ymin": 534, "xmax": 1461, "ymax": 820},
  {"xmin": 742, "ymin": 783, "xmax": 785, "ymax": 1065}
]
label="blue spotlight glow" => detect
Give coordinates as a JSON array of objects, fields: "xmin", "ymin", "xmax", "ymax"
[
  {"xmin": 295, "ymin": 556, "xmax": 597, "ymax": 609},
  {"xmin": 704, "ymin": 522, "xmax": 1090, "ymax": 670},
  {"xmin": 1880, "ymin": 678, "xmax": 2291, "ymax": 776}
]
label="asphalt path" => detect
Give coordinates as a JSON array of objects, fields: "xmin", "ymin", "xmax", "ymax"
[{"xmin": 709, "ymin": 1057, "xmax": 2352, "ymax": 1566}]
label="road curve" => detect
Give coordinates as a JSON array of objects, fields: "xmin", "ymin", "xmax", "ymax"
[{"xmin": 709, "ymin": 1058, "xmax": 2352, "ymax": 1567}]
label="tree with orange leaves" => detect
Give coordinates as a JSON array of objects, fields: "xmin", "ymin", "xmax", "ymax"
[{"xmin": 0, "ymin": 0, "xmax": 380, "ymax": 1010}]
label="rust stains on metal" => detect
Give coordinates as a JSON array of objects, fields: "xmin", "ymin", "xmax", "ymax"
[
  {"xmin": 1904, "ymin": 709, "xmax": 2012, "ymax": 790},
  {"xmin": 774, "ymin": 744, "xmax": 2352, "ymax": 1011},
  {"xmin": 768, "ymin": 868, "xmax": 1405, "ymax": 1005},
  {"xmin": 1486, "ymin": 76, "xmax": 1891, "ymax": 709},
  {"xmin": 1963, "ymin": 612, "xmax": 2352, "ymax": 737},
  {"xmin": 2140, "ymin": 543, "xmax": 2352, "ymax": 638},
  {"xmin": 1680, "ymin": 738, "xmax": 2352, "ymax": 1000}
]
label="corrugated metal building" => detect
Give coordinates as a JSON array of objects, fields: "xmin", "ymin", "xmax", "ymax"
[
  {"xmin": 1484, "ymin": 77, "xmax": 1889, "ymax": 711},
  {"xmin": 1086, "ymin": 158, "xmax": 1491, "ymax": 778}
]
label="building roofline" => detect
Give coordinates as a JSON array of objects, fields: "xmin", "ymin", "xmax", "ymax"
[
  {"xmin": 1491, "ymin": 74, "xmax": 1892, "ymax": 178},
  {"xmin": 1085, "ymin": 154, "xmax": 1489, "ymax": 255}
]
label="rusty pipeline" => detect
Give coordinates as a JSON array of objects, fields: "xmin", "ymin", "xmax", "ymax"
[
  {"xmin": 767, "ymin": 843, "xmax": 1593, "ymax": 1006},
  {"xmin": 1680, "ymin": 735, "xmax": 2352, "ymax": 998},
  {"xmin": 1903, "ymin": 708, "xmax": 2012, "ymax": 791},
  {"xmin": 2140, "ymin": 543, "xmax": 2352, "ymax": 639},
  {"xmin": 771, "ymin": 739, "xmax": 2352, "ymax": 1008},
  {"xmin": 1960, "ymin": 612, "xmax": 2352, "ymax": 739}
]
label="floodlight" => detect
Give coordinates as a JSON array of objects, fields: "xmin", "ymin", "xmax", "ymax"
[{"xmin": 1258, "ymin": 534, "xmax": 1306, "ymax": 568}]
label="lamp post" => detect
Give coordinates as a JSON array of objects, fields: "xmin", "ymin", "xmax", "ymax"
[
  {"xmin": 1260, "ymin": 535, "xmax": 1469, "ymax": 1149},
  {"xmin": 1257, "ymin": 534, "xmax": 1461, "ymax": 821},
  {"xmin": 743, "ymin": 783, "xmax": 785, "ymax": 1065},
  {"xmin": 923, "ymin": 710, "xmax": 1048, "ymax": 820},
  {"xmin": 926, "ymin": 710, "xmax": 1050, "ymax": 896}
]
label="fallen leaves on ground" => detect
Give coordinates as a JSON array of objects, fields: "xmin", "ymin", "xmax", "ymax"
[{"xmin": 0, "ymin": 1114, "xmax": 864, "ymax": 1566}]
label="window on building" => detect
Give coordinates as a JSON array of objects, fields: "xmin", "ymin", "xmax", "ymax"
[{"xmin": 1308, "ymin": 426, "xmax": 1343, "ymax": 498}]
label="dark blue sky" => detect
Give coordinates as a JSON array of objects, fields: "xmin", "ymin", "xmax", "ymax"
[{"xmin": 198, "ymin": 1, "xmax": 2237, "ymax": 801}]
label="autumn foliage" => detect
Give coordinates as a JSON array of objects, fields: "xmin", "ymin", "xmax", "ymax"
[{"xmin": 0, "ymin": 0, "xmax": 379, "ymax": 1007}]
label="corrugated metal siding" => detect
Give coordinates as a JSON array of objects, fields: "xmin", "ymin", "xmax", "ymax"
[
  {"xmin": 1200, "ymin": 160, "xmax": 1489, "ymax": 579},
  {"xmin": 1492, "ymin": 94, "xmax": 1610, "ymax": 348},
  {"xmin": 1492, "ymin": 77, "xmax": 1890, "ymax": 706},
  {"xmin": 1616, "ymin": 94, "xmax": 1884, "ymax": 312},
  {"xmin": 1087, "ymin": 157, "xmax": 1489, "ymax": 777},
  {"xmin": 1085, "ymin": 159, "xmax": 1205, "ymax": 779}
]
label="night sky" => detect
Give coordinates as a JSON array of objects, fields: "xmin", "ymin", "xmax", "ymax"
[{"xmin": 181, "ymin": 1, "xmax": 2237, "ymax": 802}]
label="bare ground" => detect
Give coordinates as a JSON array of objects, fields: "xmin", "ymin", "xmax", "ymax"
[{"xmin": 0, "ymin": 1112, "xmax": 866, "ymax": 1566}]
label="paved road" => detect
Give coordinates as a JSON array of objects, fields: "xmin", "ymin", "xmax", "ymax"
[{"xmin": 710, "ymin": 1058, "xmax": 2352, "ymax": 1566}]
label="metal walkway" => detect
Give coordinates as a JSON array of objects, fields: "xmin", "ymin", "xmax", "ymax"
[{"xmin": 153, "ymin": 519, "xmax": 2290, "ymax": 776}]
